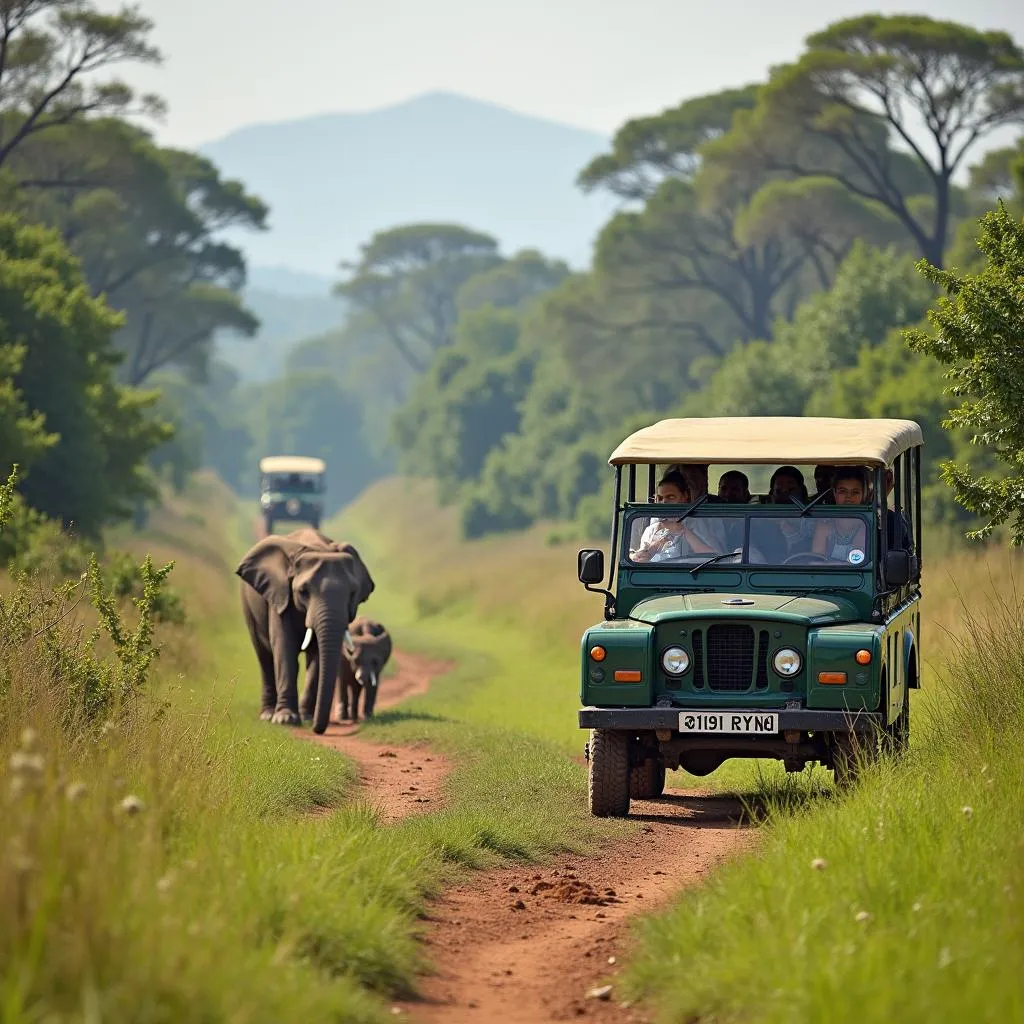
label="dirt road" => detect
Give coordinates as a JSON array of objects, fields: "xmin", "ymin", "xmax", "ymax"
[
  {"xmin": 298, "ymin": 637, "xmax": 753, "ymax": 1022},
  {"xmin": 304, "ymin": 650, "xmax": 456, "ymax": 823},
  {"xmin": 397, "ymin": 789, "xmax": 753, "ymax": 1023}
]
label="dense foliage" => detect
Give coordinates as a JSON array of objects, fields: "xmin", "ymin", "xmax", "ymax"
[{"xmin": 318, "ymin": 12, "xmax": 1023, "ymax": 542}]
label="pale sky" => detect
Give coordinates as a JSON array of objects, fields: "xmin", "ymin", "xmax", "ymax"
[{"xmin": 126, "ymin": 0, "xmax": 1024, "ymax": 147}]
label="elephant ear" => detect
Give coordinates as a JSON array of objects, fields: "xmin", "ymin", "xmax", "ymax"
[
  {"xmin": 235, "ymin": 537, "xmax": 303, "ymax": 615},
  {"xmin": 345, "ymin": 555, "xmax": 375, "ymax": 622}
]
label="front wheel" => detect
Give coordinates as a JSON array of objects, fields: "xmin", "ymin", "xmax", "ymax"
[
  {"xmin": 630, "ymin": 756, "xmax": 666, "ymax": 799},
  {"xmin": 830, "ymin": 728, "xmax": 880, "ymax": 789},
  {"xmin": 882, "ymin": 684, "xmax": 910, "ymax": 758},
  {"xmin": 588, "ymin": 729, "xmax": 631, "ymax": 817}
]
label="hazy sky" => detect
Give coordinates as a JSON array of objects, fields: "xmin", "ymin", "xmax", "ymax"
[{"xmin": 126, "ymin": 0, "xmax": 1024, "ymax": 146}]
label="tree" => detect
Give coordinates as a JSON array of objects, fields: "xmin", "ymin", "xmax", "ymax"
[
  {"xmin": 242, "ymin": 370, "xmax": 385, "ymax": 515},
  {"xmin": 0, "ymin": 0, "xmax": 163, "ymax": 170},
  {"xmin": 905, "ymin": 201, "xmax": 1024, "ymax": 542},
  {"xmin": 0, "ymin": 212, "xmax": 170, "ymax": 534},
  {"xmin": 8, "ymin": 120, "xmax": 268, "ymax": 383},
  {"xmin": 456, "ymin": 249, "xmax": 570, "ymax": 314},
  {"xmin": 334, "ymin": 223, "xmax": 503, "ymax": 373},
  {"xmin": 390, "ymin": 306, "xmax": 536, "ymax": 496},
  {"xmin": 687, "ymin": 242, "xmax": 935, "ymax": 417},
  {"xmin": 707, "ymin": 15, "xmax": 1024, "ymax": 265},
  {"xmin": 577, "ymin": 85, "xmax": 760, "ymax": 202}
]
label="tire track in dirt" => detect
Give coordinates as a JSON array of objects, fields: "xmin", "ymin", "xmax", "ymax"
[
  {"xmin": 302, "ymin": 650, "xmax": 456, "ymax": 823},
  {"xmin": 397, "ymin": 790, "xmax": 755, "ymax": 1023}
]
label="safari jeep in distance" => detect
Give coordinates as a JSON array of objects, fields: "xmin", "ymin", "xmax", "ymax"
[
  {"xmin": 258, "ymin": 455, "xmax": 326, "ymax": 534},
  {"xmin": 577, "ymin": 417, "xmax": 923, "ymax": 816}
]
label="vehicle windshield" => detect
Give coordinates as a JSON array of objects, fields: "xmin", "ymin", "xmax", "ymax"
[
  {"xmin": 625, "ymin": 511, "xmax": 873, "ymax": 569},
  {"xmin": 263, "ymin": 472, "xmax": 322, "ymax": 494}
]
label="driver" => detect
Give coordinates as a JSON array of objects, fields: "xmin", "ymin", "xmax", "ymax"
[{"xmin": 630, "ymin": 472, "xmax": 718, "ymax": 563}]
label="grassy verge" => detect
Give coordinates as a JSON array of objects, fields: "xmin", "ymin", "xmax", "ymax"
[
  {"xmin": 2, "ymin": 472, "xmax": 632, "ymax": 1021},
  {"xmin": 617, "ymin": 550, "xmax": 1024, "ymax": 1023}
]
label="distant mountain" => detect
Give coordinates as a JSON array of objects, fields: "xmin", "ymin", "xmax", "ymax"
[
  {"xmin": 199, "ymin": 91, "xmax": 617, "ymax": 278},
  {"xmin": 246, "ymin": 265, "xmax": 336, "ymax": 296}
]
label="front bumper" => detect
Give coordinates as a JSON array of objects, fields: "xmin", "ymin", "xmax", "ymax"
[{"xmin": 579, "ymin": 706, "xmax": 882, "ymax": 733}]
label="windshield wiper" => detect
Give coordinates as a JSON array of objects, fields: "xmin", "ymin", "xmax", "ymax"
[
  {"xmin": 789, "ymin": 489, "xmax": 833, "ymax": 517},
  {"xmin": 689, "ymin": 548, "xmax": 743, "ymax": 577},
  {"xmin": 671, "ymin": 492, "xmax": 709, "ymax": 523}
]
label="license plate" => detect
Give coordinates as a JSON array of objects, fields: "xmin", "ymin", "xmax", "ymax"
[{"xmin": 678, "ymin": 711, "xmax": 779, "ymax": 734}]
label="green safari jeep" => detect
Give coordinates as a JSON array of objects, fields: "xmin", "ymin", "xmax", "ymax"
[
  {"xmin": 577, "ymin": 416, "xmax": 923, "ymax": 816},
  {"xmin": 259, "ymin": 456, "xmax": 326, "ymax": 535}
]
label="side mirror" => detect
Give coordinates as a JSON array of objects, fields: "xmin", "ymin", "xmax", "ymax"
[
  {"xmin": 884, "ymin": 549, "xmax": 911, "ymax": 587},
  {"xmin": 578, "ymin": 548, "xmax": 605, "ymax": 586}
]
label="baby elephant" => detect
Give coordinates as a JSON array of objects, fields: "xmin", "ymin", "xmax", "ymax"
[{"xmin": 338, "ymin": 616, "xmax": 392, "ymax": 722}]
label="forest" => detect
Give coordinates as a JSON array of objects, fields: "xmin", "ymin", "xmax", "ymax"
[{"xmin": 2, "ymin": 6, "xmax": 1023, "ymax": 552}]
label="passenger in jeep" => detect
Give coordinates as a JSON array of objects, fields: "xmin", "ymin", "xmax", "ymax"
[{"xmin": 812, "ymin": 466, "xmax": 869, "ymax": 561}]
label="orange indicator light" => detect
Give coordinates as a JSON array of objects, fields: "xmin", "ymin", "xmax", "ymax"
[
  {"xmin": 590, "ymin": 646, "xmax": 606, "ymax": 662},
  {"xmin": 855, "ymin": 649, "xmax": 872, "ymax": 665},
  {"xmin": 614, "ymin": 670, "xmax": 642, "ymax": 683},
  {"xmin": 818, "ymin": 671, "xmax": 848, "ymax": 685}
]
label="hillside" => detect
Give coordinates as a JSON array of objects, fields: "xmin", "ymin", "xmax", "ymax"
[{"xmin": 199, "ymin": 91, "xmax": 617, "ymax": 279}]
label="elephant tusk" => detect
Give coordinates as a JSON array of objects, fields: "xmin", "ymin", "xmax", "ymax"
[
  {"xmin": 301, "ymin": 627, "xmax": 314, "ymax": 652},
  {"xmin": 370, "ymin": 671, "xmax": 378, "ymax": 690},
  {"xmin": 343, "ymin": 629, "xmax": 354, "ymax": 654}
]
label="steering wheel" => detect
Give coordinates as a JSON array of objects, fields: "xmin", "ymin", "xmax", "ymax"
[{"xmin": 782, "ymin": 552, "xmax": 832, "ymax": 565}]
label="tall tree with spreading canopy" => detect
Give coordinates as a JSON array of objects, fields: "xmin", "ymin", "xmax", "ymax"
[
  {"xmin": 578, "ymin": 85, "xmax": 914, "ymax": 347},
  {"xmin": 8, "ymin": 119, "xmax": 267, "ymax": 383},
  {"xmin": 706, "ymin": 15, "xmax": 1024, "ymax": 265},
  {"xmin": 0, "ymin": 0, "xmax": 163, "ymax": 169},
  {"xmin": 333, "ymin": 223, "xmax": 503, "ymax": 373},
  {"xmin": 906, "ymin": 200, "xmax": 1024, "ymax": 542}
]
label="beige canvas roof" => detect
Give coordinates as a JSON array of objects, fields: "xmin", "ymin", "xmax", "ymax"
[
  {"xmin": 259, "ymin": 455, "xmax": 326, "ymax": 474},
  {"xmin": 608, "ymin": 417, "xmax": 923, "ymax": 467}
]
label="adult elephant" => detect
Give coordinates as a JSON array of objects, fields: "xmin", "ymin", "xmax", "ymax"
[
  {"xmin": 236, "ymin": 527, "xmax": 374, "ymax": 735},
  {"xmin": 339, "ymin": 616, "xmax": 393, "ymax": 722}
]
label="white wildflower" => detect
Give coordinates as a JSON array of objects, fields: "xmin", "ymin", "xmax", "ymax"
[
  {"xmin": 9, "ymin": 751, "xmax": 44, "ymax": 776},
  {"xmin": 119, "ymin": 794, "xmax": 144, "ymax": 815},
  {"xmin": 811, "ymin": 858, "xmax": 828, "ymax": 871},
  {"xmin": 65, "ymin": 781, "xmax": 87, "ymax": 803},
  {"xmin": 938, "ymin": 947, "xmax": 953, "ymax": 969},
  {"xmin": 855, "ymin": 910, "xmax": 872, "ymax": 924},
  {"xmin": 961, "ymin": 806, "xmax": 973, "ymax": 819}
]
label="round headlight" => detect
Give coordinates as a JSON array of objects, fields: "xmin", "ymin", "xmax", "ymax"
[
  {"xmin": 661, "ymin": 646, "xmax": 691, "ymax": 676},
  {"xmin": 286, "ymin": 499, "xmax": 300, "ymax": 514},
  {"xmin": 773, "ymin": 648, "xmax": 803, "ymax": 677}
]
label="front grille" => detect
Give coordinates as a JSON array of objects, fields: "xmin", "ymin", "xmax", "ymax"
[{"xmin": 706, "ymin": 624, "xmax": 754, "ymax": 692}]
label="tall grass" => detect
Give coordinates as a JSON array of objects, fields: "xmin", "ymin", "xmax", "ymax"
[
  {"xmin": 618, "ymin": 554, "xmax": 1024, "ymax": 1023},
  {"xmin": 1, "ymin": 471, "xmax": 630, "ymax": 1021}
]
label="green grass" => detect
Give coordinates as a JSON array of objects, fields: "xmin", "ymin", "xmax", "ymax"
[
  {"xmin": 617, "ymin": 558, "xmax": 1024, "ymax": 1024},
  {"xmin": 2, "ymin": 473, "xmax": 632, "ymax": 1022},
  {"xmin": 8, "ymin": 470, "xmax": 1019, "ymax": 1022}
]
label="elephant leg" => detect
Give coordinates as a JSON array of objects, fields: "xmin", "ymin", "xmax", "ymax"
[
  {"xmin": 268, "ymin": 614, "xmax": 301, "ymax": 725},
  {"xmin": 256, "ymin": 645, "xmax": 277, "ymax": 719},
  {"xmin": 300, "ymin": 647, "xmax": 319, "ymax": 724}
]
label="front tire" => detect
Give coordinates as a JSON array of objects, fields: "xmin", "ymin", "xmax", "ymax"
[
  {"xmin": 830, "ymin": 727, "xmax": 879, "ymax": 788},
  {"xmin": 630, "ymin": 756, "xmax": 666, "ymax": 799},
  {"xmin": 883, "ymin": 684, "xmax": 910, "ymax": 758},
  {"xmin": 588, "ymin": 729, "xmax": 631, "ymax": 817}
]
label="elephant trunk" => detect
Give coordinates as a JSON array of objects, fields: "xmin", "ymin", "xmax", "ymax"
[{"xmin": 311, "ymin": 610, "xmax": 345, "ymax": 735}]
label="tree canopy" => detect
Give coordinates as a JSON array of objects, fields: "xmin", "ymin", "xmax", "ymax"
[
  {"xmin": 704, "ymin": 14, "xmax": 1024, "ymax": 265},
  {"xmin": 906, "ymin": 200, "xmax": 1024, "ymax": 542}
]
